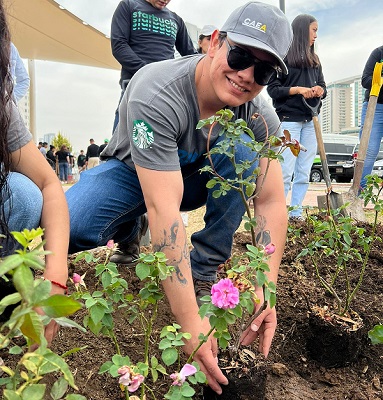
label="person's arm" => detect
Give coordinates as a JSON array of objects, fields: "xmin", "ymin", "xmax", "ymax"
[
  {"xmin": 135, "ymin": 165, "xmax": 228, "ymax": 394},
  {"xmin": 10, "ymin": 44, "xmax": 30, "ymax": 102},
  {"xmin": 175, "ymin": 17, "xmax": 197, "ymax": 56},
  {"xmin": 361, "ymin": 47, "xmax": 382, "ymax": 90},
  {"xmin": 310, "ymin": 64, "xmax": 326, "ymax": 99},
  {"xmin": 267, "ymin": 73, "xmax": 291, "ymax": 99},
  {"xmin": 10, "ymin": 140, "xmax": 69, "ymax": 345},
  {"xmin": 240, "ymin": 159, "xmax": 287, "ymax": 356},
  {"xmin": 111, "ymin": 0, "xmax": 146, "ymax": 75}
]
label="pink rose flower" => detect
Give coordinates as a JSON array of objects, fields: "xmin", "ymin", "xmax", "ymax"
[
  {"xmin": 106, "ymin": 239, "xmax": 115, "ymax": 249},
  {"xmin": 72, "ymin": 272, "xmax": 87, "ymax": 290},
  {"xmin": 170, "ymin": 364, "xmax": 197, "ymax": 386},
  {"xmin": 117, "ymin": 366, "xmax": 144, "ymax": 393},
  {"xmin": 264, "ymin": 243, "xmax": 276, "ymax": 255},
  {"xmin": 211, "ymin": 278, "xmax": 240, "ymax": 309}
]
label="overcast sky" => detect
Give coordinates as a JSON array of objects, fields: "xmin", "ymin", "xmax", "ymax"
[{"xmin": 25, "ymin": 0, "xmax": 383, "ymax": 152}]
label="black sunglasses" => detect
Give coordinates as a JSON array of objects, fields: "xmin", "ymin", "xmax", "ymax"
[{"xmin": 224, "ymin": 38, "xmax": 280, "ymax": 85}]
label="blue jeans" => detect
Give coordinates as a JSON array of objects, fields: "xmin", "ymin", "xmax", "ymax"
[
  {"xmin": 59, "ymin": 162, "xmax": 69, "ymax": 181},
  {"xmin": 359, "ymin": 102, "xmax": 383, "ymax": 188},
  {"xmin": 1, "ymin": 172, "xmax": 43, "ymax": 256},
  {"xmin": 281, "ymin": 120, "xmax": 317, "ymax": 217},
  {"xmin": 66, "ymin": 134, "xmax": 260, "ymax": 281}
]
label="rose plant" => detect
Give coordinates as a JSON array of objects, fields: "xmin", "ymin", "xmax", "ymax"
[
  {"xmin": 68, "ymin": 109, "xmax": 299, "ymax": 399},
  {"xmin": 297, "ymin": 174, "xmax": 383, "ymax": 317},
  {"xmin": 0, "ymin": 228, "xmax": 85, "ymax": 400},
  {"xmin": 293, "ymin": 173, "xmax": 383, "ymax": 366}
]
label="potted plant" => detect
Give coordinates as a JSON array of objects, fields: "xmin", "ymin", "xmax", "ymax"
[{"xmin": 295, "ymin": 174, "xmax": 383, "ymax": 367}]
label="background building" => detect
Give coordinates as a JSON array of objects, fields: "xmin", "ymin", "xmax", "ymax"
[
  {"xmin": 321, "ymin": 75, "xmax": 364, "ymax": 136},
  {"xmin": 17, "ymin": 92, "xmax": 31, "ymax": 130}
]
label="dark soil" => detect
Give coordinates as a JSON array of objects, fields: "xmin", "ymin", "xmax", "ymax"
[{"xmin": 3, "ymin": 217, "xmax": 383, "ymax": 399}]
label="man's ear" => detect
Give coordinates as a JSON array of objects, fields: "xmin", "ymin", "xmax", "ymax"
[{"xmin": 207, "ymin": 30, "xmax": 220, "ymax": 58}]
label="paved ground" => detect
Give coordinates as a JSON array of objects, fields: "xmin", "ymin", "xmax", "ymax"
[{"xmin": 287, "ymin": 182, "xmax": 377, "ymax": 210}]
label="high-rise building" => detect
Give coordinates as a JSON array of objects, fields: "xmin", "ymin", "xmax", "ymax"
[
  {"xmin": 17, "ymin": 91, "xmax": 31, "ymax": 130},
  {"xmin": 321, "ymin": 76, "xmax": 364, "ymax": 136}
]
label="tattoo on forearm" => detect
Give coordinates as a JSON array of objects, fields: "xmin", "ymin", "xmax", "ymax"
[
  {"xmin": 152, "ymin": 220, "xmax": 189, "ymax": 285},
  {"xmin": 254, "ymin": 215, "xmax": 271, "ymax": 246}
]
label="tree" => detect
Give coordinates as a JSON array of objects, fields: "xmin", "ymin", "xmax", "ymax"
[{"xmin": 52, "ymin": 131, "xmax": 72, "ymax": 152}]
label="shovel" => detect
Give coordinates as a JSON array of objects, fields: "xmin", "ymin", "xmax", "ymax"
[
  {"xmin": 302, "ymin": 97, "xmax": 345, "ymax": 212},
  {"xmin": 342, "ymin": 62, "xmax": 383, "ymax": 221}
]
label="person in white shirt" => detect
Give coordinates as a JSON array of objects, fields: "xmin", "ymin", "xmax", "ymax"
[{"xmin": 9, "ymin": 43, "xmax": 30, "ymax": 102}]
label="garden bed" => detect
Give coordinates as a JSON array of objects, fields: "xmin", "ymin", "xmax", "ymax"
[{"xmin": 3, "ymin": 213, "xmax": 382, "ymax": 399}]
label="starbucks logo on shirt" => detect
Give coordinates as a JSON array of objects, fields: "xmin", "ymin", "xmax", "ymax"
[{"xmin": 132, "ymin": 120, "xmax": 154, "ymax": 149}]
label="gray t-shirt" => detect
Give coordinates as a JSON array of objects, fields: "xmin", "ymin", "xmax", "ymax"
[
  {"xmin": 102, "ymin": 55, "xmax": 281, "ymax": 171},
  {"xmin": 8, "ymin": 102, "xmax": 31, "ymax": 153}
]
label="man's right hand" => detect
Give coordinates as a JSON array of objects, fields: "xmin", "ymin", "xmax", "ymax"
[{"xmin": 181, "ymin": 316, "xmax": 228, "ymax": 394}]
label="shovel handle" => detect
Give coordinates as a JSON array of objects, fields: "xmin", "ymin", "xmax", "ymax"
[
  {"xmin": 301, "ymin": 97, "xmax": 333, "ymax": 190},
  {"xmin": 301, "ymin": 97, "xmax": 321, "ymax": 118},
  {"xmin": 312, "ymin": 116, "xmax": 332, "ymax": 190}
]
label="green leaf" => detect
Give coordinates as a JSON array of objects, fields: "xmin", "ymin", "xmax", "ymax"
[
  {"xmin": 368, "ymin": 325, "xmax": 383, "ymax": 345},
  {"xmin": 195, "ymin": 370, "xmax": 207, "ymax": 383},
  {"xmin": 101, "ymin": 272, "xmax": 112, "ymax": 289},
  {"xmin": 61, "ymin": 346, "xmax": 88, "ymax": 358},
  {"xmin": 161, "ymin": 347, "xmax": 178, "ymax": 366},
  {"xmin": 0, "ymin": 292, "xmax": 22, "ymax": 314},
  {"xmin": 135, "ymin": 262, "xmax": 150, "ymax": 280},
  {"xmin": 150, "ymin": 356, "xmax": 158, "ymax": 368},
  {"xmin": 21, "ymin": 384, "xmax": 46, "ymax": 399},
  {"xmin": 40, "ymin": 349, "xmax": 78, "ymax": 390},
  {"xmin": 9, "ymin": 345, "xmax": 23, "ymax": 355},
  {"xmin": 20, "ymin": 310, "xmax": 44, "ymax": 345},
  {"xmin": 151, "ymin": 367, "xmax": 158, "ymax": 382},
  {"xmin": 180, "ymin": 384, "xmax": 195, "ymax": 397},
  {"xmin": 32, "ymin": 279, "xmax": 51, "ymax": 303},
  {"xmin": 50, "ymin": 377, "xmax": 69, "ymax": 400},
  {"xmin": 214, "ymin": 317, "xmax": 228, "ymax": 332},
  {"xmin": 90, "ymin": 304, "xmax": 107, "ymax": 325},
  {"xmin": 37, "ymin": 295, "xmax": 82, "ymax": 318},
  {"xmin": 54, "ymin": 317, "xmax": 87, "ymax": 332},
  {"xmin": 0, "ymin": 254, "xmax": 24, "ymax": 276},
  {"xmin": 21, "ymin": 254, "xmax": 45, "ymax": 272},
  {"xmin": 13, "ymin": 264, "xmax": 34, "ymax": 303},
  {"xmin": 99, "ymin": 361, "xmax": 113, "ymax": 374},
  {"xmin": 65, "ymin": 395, "xmax": 87, "ymax": 400},
  {"xmin": 3, "ymin": 389, "xmax": 22, "ymax": 400}
]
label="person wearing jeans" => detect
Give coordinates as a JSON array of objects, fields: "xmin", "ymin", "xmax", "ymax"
[
  {"xmin": 66, "ymin": 2, "xmax": 292, "ymax": 394},
  {"xmin": 280, "ymin": 119, "xmax": 318, "ymax": 217},
  {"xmin": 359, "ymin": 45, "xmax": 383, "ymax": 189},
  {"xmin": 1, "ymin": 172, "xmax": 43, "ymax": 257},
  {"xmin": 267, "ymin": 14, "xmax": 326, "ymax": 220},
  {"xmin": 359, "ymin": 103, "xmax": 383, "ymax": 188}
]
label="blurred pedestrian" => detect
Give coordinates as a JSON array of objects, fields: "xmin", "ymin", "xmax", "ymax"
[
  {"xmin": 111, "ymin": 0, "xmax": 196, "ymax": 132},
  {"xmin": 46, "ymin": 145, "xmax": 56, "ymax": 170},
  {"xmin": 85, "ymin": 138, "xmax": 99, "ymax": 169},
  {"xmin": 197, "ymin": 25, "xmax": 217, "ymax": 54},
  {"xmin": 56, "ymin": 144, "xmax": 70, "ymax": 183},
  {"xmin": 98, "ymin": 138, "xmax": 109, "ymax": 164},
  {"xmin": 77, "ymin": 149, "xmax": 86, "ymax": 172}
]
